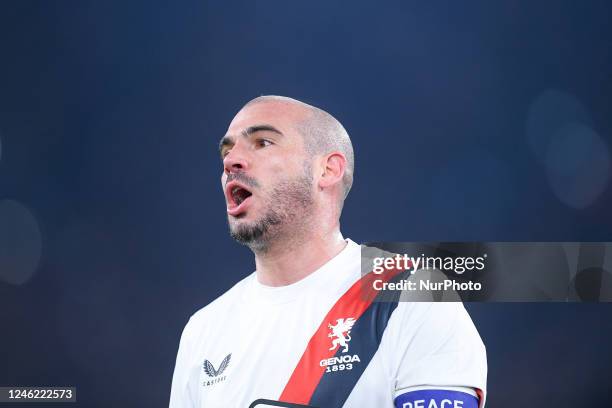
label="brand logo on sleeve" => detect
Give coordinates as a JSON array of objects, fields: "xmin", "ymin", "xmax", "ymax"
[{"xmin": 202, "ymin": 353, "xmax": 231, "ymax": 386}]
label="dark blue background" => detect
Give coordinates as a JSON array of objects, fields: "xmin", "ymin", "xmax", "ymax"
[{"xmin": 1, "ymin": 1, "xmax": 611, "ymax": 407}]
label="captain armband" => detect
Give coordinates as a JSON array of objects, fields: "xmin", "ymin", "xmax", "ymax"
[{"xmin": 394, "ymin": 388, "xmax": 479, "ymax": 408}]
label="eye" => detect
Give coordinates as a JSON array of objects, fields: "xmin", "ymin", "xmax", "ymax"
[{"xmin": 256, "ymin": 139, "xmax": 273, "ymax": 148}]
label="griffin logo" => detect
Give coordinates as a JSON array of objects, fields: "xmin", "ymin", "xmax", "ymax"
[
  {"xmin": 203, "ymin": 353, "xmax": 231, "ymax": 377},
  {"xmin": 328, "ymin": 317, "xmax": 356, "ymax": 353}
]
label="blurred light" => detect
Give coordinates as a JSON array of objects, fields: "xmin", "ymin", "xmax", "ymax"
[
  {"xmin": 0, "ymin": 199, "xmax": 43, "ymax": 285},
  {"xmin": 526, "ymin": 89, "xmax": 591, "ymax": 163},
  {"xmin": 545, "ymin": 123, "xmax": 611, "ymax": 209}
]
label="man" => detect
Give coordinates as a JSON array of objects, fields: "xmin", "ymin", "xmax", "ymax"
[{"xmin": 170, "ymin": 96, "xmax": 487, "ymax": 408}]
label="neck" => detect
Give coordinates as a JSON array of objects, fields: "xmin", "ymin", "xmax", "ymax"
[{"xmin": 253, "ymin": 225, "xmax": 347, "ymax": 287}]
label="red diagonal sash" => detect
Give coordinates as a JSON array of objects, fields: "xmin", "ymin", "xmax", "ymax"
[{"xmin": 279, "ymin": 266, "xmax": 403, "ymax": 404}]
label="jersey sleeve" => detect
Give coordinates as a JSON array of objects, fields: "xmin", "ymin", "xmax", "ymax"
[
  {"xmin": 383, "ymin": 302, "xmax": 487, "ymax": 407},
  {"xmin": 169, "ymin": 318, "xmax": 197, "ymax": 408}
]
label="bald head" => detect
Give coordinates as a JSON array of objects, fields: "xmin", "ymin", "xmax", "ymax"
[{"xmin": 243, "ymin": 95, "xmax": 355, "ymax": 201}]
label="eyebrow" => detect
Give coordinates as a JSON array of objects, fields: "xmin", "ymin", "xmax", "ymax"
[{"xmin": 218, "ymin": 124, "xmax": 284, "ymax": 152}]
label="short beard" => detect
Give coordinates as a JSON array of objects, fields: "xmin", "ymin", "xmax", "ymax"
[
  {"xmin": 230, "ymin": 211, "xmax": 281, "ymax": 252},
  {"xmin": 229, "ymin": 168, "xmax": 314, "ymax": 253}
]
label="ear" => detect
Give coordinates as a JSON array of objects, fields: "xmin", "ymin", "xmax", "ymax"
[{"xmin": 318, "ymin": 152, "xmax": 347, "ymax": 190}]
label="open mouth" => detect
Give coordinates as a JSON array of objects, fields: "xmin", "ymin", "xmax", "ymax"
[
  {"xmin": 225, "ymin": 181, "xmax": 253, "ymax": 216},
  {"xmin": 231, "ymin": 186, "xmax": 252, "ymax": 206}
]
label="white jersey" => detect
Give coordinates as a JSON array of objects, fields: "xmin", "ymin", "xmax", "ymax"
[{"xmin": 170, "ymin": 240, "xmax": 487, "ymax": 408}]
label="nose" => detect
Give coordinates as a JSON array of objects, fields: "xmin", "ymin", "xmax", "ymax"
[{"xmin": 223, "ymin": 142, "xmax": 249, "ymax": 175}]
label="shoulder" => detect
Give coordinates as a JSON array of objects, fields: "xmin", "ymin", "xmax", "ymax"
[
  {"xmin": 380, "ymin": 302, "xmax": 487, "ymax": 397},
  {"xmin": 387, "ymin": 302, "xmax": 486, "ymax": 355},
  {"xmin": 190, "ymin": 272, "xmax": 253, "ymax": 323},
  {"xmin": 180, "ymin": 273, "xmax": 254, "ymax": 343}
]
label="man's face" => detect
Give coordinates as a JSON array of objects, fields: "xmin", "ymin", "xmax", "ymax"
[{"xmin": 219, "ymin": 102, "xmax": 315, "ymax": 249}]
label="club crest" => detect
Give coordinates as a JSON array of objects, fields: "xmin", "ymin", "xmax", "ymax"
[{"xmin": 328, "ymin": 317, "xmax": 356, "ymax": 353}]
